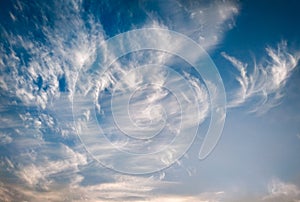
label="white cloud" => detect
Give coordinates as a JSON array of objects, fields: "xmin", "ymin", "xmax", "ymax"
[
  {"xmin": 0, "ymin": 133, "xmax": 13, "ymax": 145},
  {"xmin": 222, "ymin": 41, "xmax": 299, "ymax": 114},
  {"xmin": 0, "ymin": 0, "xmax": 102, "ymax": 110},
  {"xmin": 16, "ymin": 143, "xmax": 87, "ymax": 190},
  {"xmin": 0, "ymin": 0, "xmax": 257, "ymax": 201},
  {"xmin": 0, "ymin": 1, "xmax": 98, "ymax": 193},
  {"xmin": 146, "ymin": 192, "xmax": 224, "ymax": 202},
  {"xmin": 73, "ymin": 60, "xmax": 210, "ymax": 173},
  {"xmin": 262, "ymin": 179, "xmax": 300, "ymax": 202},
  {"xmin": 0, "ymin": 171, "xmax": 163, "ymax": 201},
  {"xmin": 142, "ymin": 0, "xmax": 239, "ymax": 50},
  {"xmin": 0, "ymin": 173, "xmax": 227, "ymax": 202}
]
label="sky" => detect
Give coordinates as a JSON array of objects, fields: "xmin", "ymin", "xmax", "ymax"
[{"xmin": 0, "ymin": 0, "xmax": 300, "ymax": 201}]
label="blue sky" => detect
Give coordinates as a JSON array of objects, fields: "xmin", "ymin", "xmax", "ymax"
[{"xmin": 1, "ymin": 0, "xmax": 300, "ymax": 201}]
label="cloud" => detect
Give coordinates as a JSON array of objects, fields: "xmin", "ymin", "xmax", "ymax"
[
  {"xmin": 222, "ymin": 41, "xmax": 299, "ymax": 114},
  {"xmin": 13, "ymin": 143, "xmax": 87, "ymax": 190},
  {"xmin": 0, "ymin": 172, "xmax": 166, "ymax": 202},
  {"xmin": 142, "ymin": 0, "xmax": 239, "ymax": 50},
  {"xmin": 0, "ymin": 173, "xmax": 226, "ymax": 202},
  {"xmin": 146, "ymin": 191, "xmax": 225, "ymax": 202},
  {"xmin": 73, "ymin": 53, "xmax": 210, "ymax": 173},
  {"xmin": 0, "ymin": 0, "xmax": 247, "ymax": 201},
  {"xmin": 262, "ymin": 179, "xmax": 300, "ymax": 202},
  {"xmin": 1, "ymin": 176, "xmax": 300, "ymax": 202},
  {"xmin": 0, "ymin": 133, "xmax": 13, "ymax": 145},
  {"xmin": 0, "ymin": 0, "xmax": 102, "ymax": 110},
  {"xmin": 0, "ymin": 0, "xmax": 98, "ymax": 193}
]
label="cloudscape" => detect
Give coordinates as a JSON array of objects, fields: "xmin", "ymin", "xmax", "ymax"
[{"xmin": 1, "ymin": 0, "xmax": 300, "ymax": 201}]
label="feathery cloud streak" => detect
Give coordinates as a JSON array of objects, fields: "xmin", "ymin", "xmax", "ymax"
[{"xmin": 222, "ymin": 41, "xmax": 299, "ymax": 113}]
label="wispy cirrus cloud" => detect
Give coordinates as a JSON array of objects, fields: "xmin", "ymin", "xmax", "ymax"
[
  {"xmin": 0, "ymin": 0, "xmax": 240, "ymax": 201},
  {"xmin": 222, "ymin": 41, "xmax": 299, "ymax": 114},
  {"xmin": 142, "ymin": 0, "xmax": 239, "ymax": 50}
]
